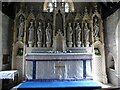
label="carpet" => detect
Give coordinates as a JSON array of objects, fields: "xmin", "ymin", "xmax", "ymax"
[{"xmin": 18, "ymin": 80, "xmax": 101, "ymax": 90}]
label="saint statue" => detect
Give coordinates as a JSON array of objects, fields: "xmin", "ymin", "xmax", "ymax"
[
  {"xmin": 93, "ymin": 17, "xmax": 99, "ymax": 38},
  {"xmin": 18, "ymin": 16, "xmax": 24, "ymax": 38},
  {"xmin": 67, "ymin": 23, "xmax": 73, "ymax": 42},
  {"xmin": 46, "ymin": 23, "xmax": 52, "ymax": 43},
  {"xmin": 84, "ymin": 22, "xmax": 90, "ymax": 42},
  {"xmin": 28, "ymin": 21, "xmax": 34, "ymax": 42},
  {"xmin": 37, "ymin": 22, "xmax": 42, "ymax": 42},
  {"xmin": 75, "ymin": 23, "xmax": 81, "ymax": 42}
]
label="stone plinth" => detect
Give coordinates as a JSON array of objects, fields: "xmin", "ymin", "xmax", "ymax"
[
  {"xmin": 76, "ymin": 41, "xmax": 81, "ymax": 47},
  {"xmin": 37, "ymin": 42, "xmax": 42, "ymax": 47},
  {"xmin": 46, "ymin": 42, "xmax": 51, "ymax": 47},
  {"xmin": 28, "ymin": 41, "xmax": 33, "ymax": 47},
  {"xmin": 67, "ymin": 42, "xmax": 73, "ymax": 47}
]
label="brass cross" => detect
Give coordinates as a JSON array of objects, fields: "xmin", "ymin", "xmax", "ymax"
[{"xmin": 55, "ymin": 62, "xmax": 65, "ymax": 79}]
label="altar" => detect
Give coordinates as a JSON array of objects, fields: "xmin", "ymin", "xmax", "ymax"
[
  {"xmin": 25, "ymin": 47, "xmax": 93, "ymax": 81},
  {"xmin": 11, "ymin": 2, "xmax": 107, "ymax": 85}
]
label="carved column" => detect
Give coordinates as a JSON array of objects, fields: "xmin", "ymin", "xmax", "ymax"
[
  {"xmin": 100, "ymin": 20, "xmax": 108, "ymax": 83},
  {"xmin": 43, "ymin": 22, "xmax": 46, "ymax": 47},
  {"xmin": 92, "ymin": 3, "xmax": 108, "ymax": 83},
  {"xmin": 73, "ymin": 22, "xmax": 76, "ymax": 47},
  {"xmin": 22, "ymin": 19, "xmax": 27, "ymax": 80},
  {"xmin": 53, "ymin": 10, "xmax": 56, "ymax": 37},
  {"xmin": 81, "ymin": 22, "xmax": 84, "ymax": 47},
  {"xmin": 34, "ymin": 21, "xmax": 37, "ymax": 47},
  {"xmin": 90, "ymin": 20, "xmax": 94, "ymax": 45},
  {"xmin": 63, "ymin": 9, "xmax": 66, "ymax": 37},
  {"xmin": 12, "ymin": 20, "xmax": 17, "ymax": 69}
]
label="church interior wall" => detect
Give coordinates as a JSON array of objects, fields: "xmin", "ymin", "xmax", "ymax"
[
  {"xmin": 0, "ymin": 12, "xmax": 13, "ymax": 89},
  {"xmin": 2, "ymin": 13, "xmax": 13, "ymax": 55},
  {"xmin": 0, "ymin": 11, "xmax": 3, "ymax": 90},
  {"xmin": 104, "ymin": 8, "xmax": 120, "ymax": 86},
  {"xmin": 74, "ymin": 2, "xmax": 93, "ymax": 12},
  {"xmin": 117, "ymin": 9, "xmax": 120, "ymax": 86},
  {"xmin": 2, "ymin": 13, "xmax": 13, "ymax": 70}
]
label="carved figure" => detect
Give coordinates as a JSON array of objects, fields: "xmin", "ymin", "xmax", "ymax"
[
  {"xmin": 46, "ymin": 23, "xmax": 52, "ymax": 43},
  {"xmin": 18, "ymin": 16, "xmax": 24, "ymax": 38},
  {"xmin": 94, "ymin": 17, "xmax": 99, "ymax": 38},
  {"xmin": 67, "ymin": 23, "xmax": 73, "ymax": 42},
  {"xmin": 37, "ymin": 22, "xmax": 42, "ymax": 42},
  {"xmin": 28, "ymin": 21, "xmax": 34, "ymax": 42},
  {"xmin": 75, "ymin": 23, "xmax": 81, "ymax": 42},
  {"xmin": 84, "ymin": 22, "xmax": 90, "ymax": 42}
]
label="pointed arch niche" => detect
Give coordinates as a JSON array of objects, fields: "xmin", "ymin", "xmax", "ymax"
[{"xmin": 12, "ymin": 5, "xmax": 26, "ymax": 82}]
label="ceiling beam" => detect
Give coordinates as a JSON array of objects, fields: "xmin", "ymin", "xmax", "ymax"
[{"xmin": 102, "ymin": 1, "xmax": 120, "ymax": 19}]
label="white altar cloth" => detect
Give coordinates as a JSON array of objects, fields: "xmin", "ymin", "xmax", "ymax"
[
  {"xmin": 0, "ymin": 70, "xmax": 18, "ymax": 80},
  {"xmin": 25, "ymin": 53, "xmax": 92, "ymax": 80},
  {"xmin": 25, "ymin": 53, "xmax": 92, "ymax": 60}
]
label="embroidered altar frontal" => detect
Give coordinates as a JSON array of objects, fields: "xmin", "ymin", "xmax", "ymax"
[{"xmin": 25, "ymin": 53, "xmax": 92, "ymax": 81}]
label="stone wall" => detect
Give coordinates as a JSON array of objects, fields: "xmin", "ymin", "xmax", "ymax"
[
  {"xmin": 0, "ymin": 12, "xmax": 13, "ymax": 89},
  {"xmin": 2, "ymin": 12, "xmax": 13, "ymax": 55},
  {"xmin": 104, "ymin": 8, "xmax": 120, "ymax": 86},
  {"xmin": 0, "ymin": 11, "xmax": 3, "ymax": 90}
]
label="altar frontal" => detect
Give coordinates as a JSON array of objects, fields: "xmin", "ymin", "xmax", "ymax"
[{"xmin": 25, "ymin": 52, "xmax": 92, "ymax": 81}]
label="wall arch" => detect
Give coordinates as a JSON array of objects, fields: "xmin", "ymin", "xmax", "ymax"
[
  {"xmin": 115, "ymin": 16, "xmax": 120, "ymax": 73},
  {"xmin": 107, "ymin": 53, "xmax": 115, "ymax": 70}
]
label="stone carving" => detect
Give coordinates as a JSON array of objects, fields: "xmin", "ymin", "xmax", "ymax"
[
  {"xmin": 37, "ymin": 22, "xmax": 42, "ymax": 42},
  {"xmin": 84, "ymin": 22, "xmax": 90, "ymax": 43},
  {"xmin": 93, "ymin": 17, "xmax": 99, "ymax": 38},
  {"xmin": 18, "ymin": 16, "xmax": 24, "ymax": 40},
  {"xmin": 28, "ymin": 21, "xmax": 34, "ymax": 42},
  {"xmin": 46, "ymin": 23, "xmax": 52, "ymax": 43},
  {"xmin": 53, "ymin": 29, "xmax": 66, "ymax": 51},
  {"xmin": 67, "ymin": 23, "xmax": 73, "ymax": 42},
  {"xmin": 75, "ymin": 23, "xmax": 81, "ymax": 42}
]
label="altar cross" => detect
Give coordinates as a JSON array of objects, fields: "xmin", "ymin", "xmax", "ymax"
[{"xmin": 55, "ymin": 62, "xmax": 65, "ymax": 79}]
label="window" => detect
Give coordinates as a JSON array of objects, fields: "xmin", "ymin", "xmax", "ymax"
[
  {"xmin": 47, "ymin": 0, "xmax": 70, "ymax": 12},
  {"xmin": 65, "ymin": 3, "xmax": 69, "ymax": 12},
  {"xmin": 48, "ymin": 2, "xmax": 53, "ymax": 12}
]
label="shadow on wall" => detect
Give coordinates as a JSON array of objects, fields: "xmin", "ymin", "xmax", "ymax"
[
  {"xmin": 107, "ymin": 53, "xmax": 117, "ymax": 85},
  {"xmin": 93, "ymin": 40, "xmax": 102, "ymax": 56},
  {"xmin": 94, "ymin": 48, "xmax": 101, "ymax": 55},
  {"xmin": 107, "ymin": 53, "xmax": 115, "ymax": 70},
  {"xmin": 15, "ymin": 41, "xmax": 23, "ymax": 57}
]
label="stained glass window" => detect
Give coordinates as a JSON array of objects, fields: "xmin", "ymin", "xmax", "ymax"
[{"xmin": 47, "ymin": 0, "xmax": 70, "ymax": 12}]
